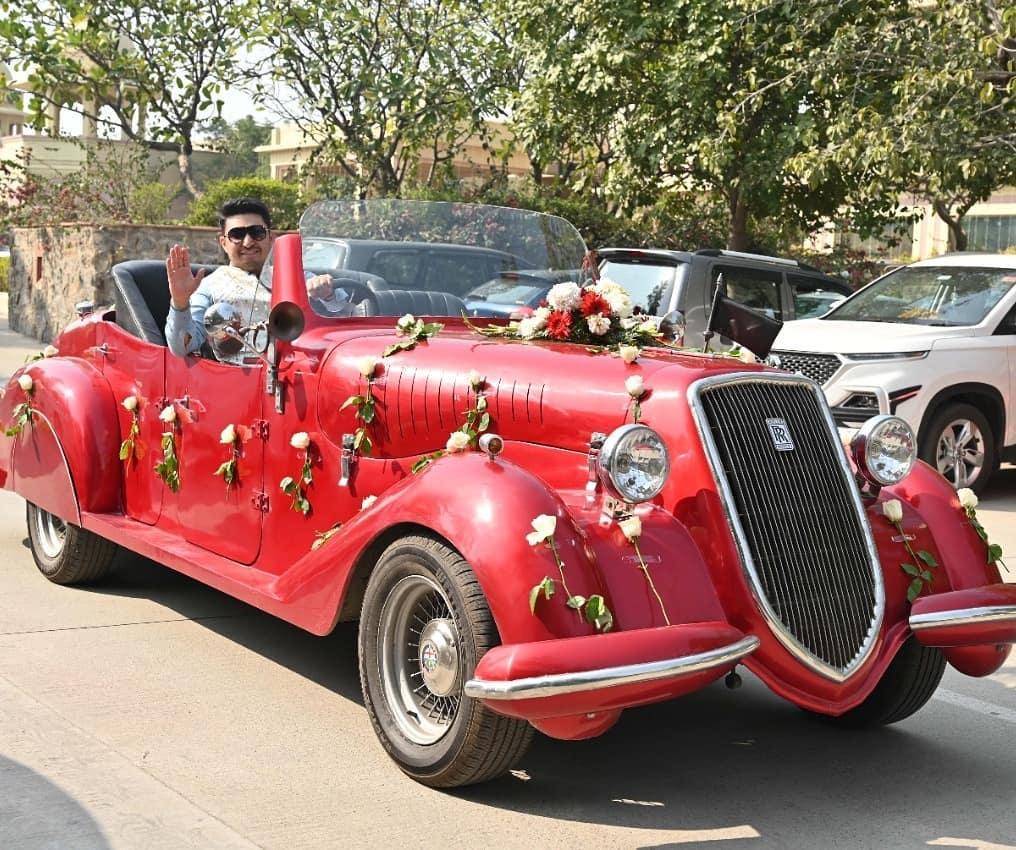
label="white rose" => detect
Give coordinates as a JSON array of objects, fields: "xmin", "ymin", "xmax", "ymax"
[
  {"xmin": 357, "ymin": 355, "xmax": 379, "ymax": 379},
  {"xmin": 546, "ymin": 281, "xmax": 581, "ymax": 312},
  {"xmin": 396, "ymin": 314, "xmax": 416, "ymax": 335},
  {"xmin": 619, "ymin": 515, "xmax": 642, "ymax": 541},
  {"xmin": 220, "ymin": 424, "xmax": 237, "ymax": 445},
  {"xmin": 159, "ymin": 404, "xmax": 176, "ymax": 423},
  {"xmin": 43, "ymin": 345, "xmax": 59, "ymax": 358},
  {"xmin": 586, "ymin": 314, "xmax": 611, "ymax": 336},
  {"xmin": 532, "ymin": 307, "xmax": 551, "ymax": 328},
  {"xmin": 594, "ymin": 278, "xmax": 623, "ymax": 294},
  {"xmin": 739, "ymin": 348, "xmax": 757, "ymax": 364},
  {"xmin": 956, "ymin": 488, "xmax": 978, "ymax": 510},
  {"xmin": 122, "ymin": 395, "xmax": 138, "ymax": 412},
  {"xmin": 525, "ymin": 513, "xmax": 557, "ymax": 546},
  {"xmin": 882, "ymin": 499, "xmax": 903, "ymax": 523},
  {"xmin": 445, "ymin": 430, "xmax": 471, "ymax": 453},
  {"xmin": 279, "ymin": 476, "xmax": 294, "ymax": 490},
  {"xmin": 637, "ymin": 320, "xmax": 659, "ymax": 335},
  {"xmin": 516, "ymin": 317, "xmax": 541, "ymax": 339},
  {"xmin": 618, "ymin": 345, "xmax": 640, "ymax": 364},
  {"xmin": 625, "ymin": 375, "xmax": 645, "ymax": 399},
  {"xmin": 620, "ymin": 316, "xmax": 638, "ymax": 330},
  {"xmin": 17, "ymin": 374, "xmax": 33, "ymax": 393},
  {"xmin": 361, "ymin": 495, "xmax": 378, "ymax": 510},
  {"xmin": 604, "ymin": 290, "xmax": 634, "ymax": 318},
  {"xmin": 467, "ymin": 369, "xmax": 485, "ymax": 390},
  {"xmin": 290, "ymin": 431, "xmax": 311, "ymax": 450}
]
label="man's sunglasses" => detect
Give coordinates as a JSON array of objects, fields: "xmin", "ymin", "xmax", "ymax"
[{"xmin": 224, "ymin": 224, "xmax": 270, "ymax": 244}]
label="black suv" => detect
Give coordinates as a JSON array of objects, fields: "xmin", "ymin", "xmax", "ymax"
[{"xmin": 597, "ymin": 248, "xmax": 853, "ymax": 348}]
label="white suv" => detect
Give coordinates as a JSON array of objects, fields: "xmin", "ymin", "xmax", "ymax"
[{"xmin": 772, "ymin": 253, "xmax": 1016, "ymax": 492}]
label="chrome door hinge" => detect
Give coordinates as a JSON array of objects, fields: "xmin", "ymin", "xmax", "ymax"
[
  {"xmin": 251, "ymin": 492, "xmax": 270, "ymax": 513},
  {"xmin": 251, "ymin": 419, "xmax": 270, "ymax": 440}
]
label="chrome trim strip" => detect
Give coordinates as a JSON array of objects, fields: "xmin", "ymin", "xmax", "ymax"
[
  {"xmin": 910, "ymin": 605, "xmax": 1016, "ymax": 631},
  {"xmin": 463, "ymin": 635, "xmax": 759, "ymax": 701},
  {"xmin": 687, "ymin": 371, "xmax": 886, "ymax": 683}
]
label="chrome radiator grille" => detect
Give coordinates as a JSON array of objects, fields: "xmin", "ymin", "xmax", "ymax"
[
  {"xmin": 771, "ymin": 351, "xmax": 841, "ymax": 385},
  {"xmin": 692, "ymin": 374, "xmax": 882, "ymax": 680}
]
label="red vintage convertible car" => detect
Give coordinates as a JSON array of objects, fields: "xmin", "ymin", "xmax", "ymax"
[{"xmin": 2, "ymin": 200, "xmax": 1014, "ymax": 788}]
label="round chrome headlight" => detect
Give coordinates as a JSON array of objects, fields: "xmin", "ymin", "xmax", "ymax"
[
  {"xmin": 597, "ymin": 425, "xmax": 670, "ymax": 503},
  {"xmin": 850, "ymin": 415, "xmax": 916, "ymax": 486}
]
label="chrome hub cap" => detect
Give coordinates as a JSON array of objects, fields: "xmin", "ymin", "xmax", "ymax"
[
  {"xmin": 34, "ymin": 508, "xmax": 67, "ymax": 559},
  {"xmin": 935, "ymin": 418, "xmax": 985, "ymax": 488},
  {"xmin": 377, "ymin": 574, "xmax": 462, "ymax": 745},
  {"xmin": 417, "ymin": 618, "xmax": 459, "ymax": 697}
]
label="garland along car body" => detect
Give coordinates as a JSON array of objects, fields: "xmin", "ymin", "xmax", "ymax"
[{"xmin": 2, "ymin": 200, "xmax": 1014, "ymax": 788}]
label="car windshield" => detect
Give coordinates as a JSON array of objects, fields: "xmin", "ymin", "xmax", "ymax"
[
  {"xmin": 795, "ymin": 291, "xmax": 847, "ymax": 319},
  {"xmin": 828, "ymin": 266, "xmax": 1016, "ymax": 325},
  {"xmin": 298, "ymin": 200, "xmax": 587, "ymax": 317},
  {"xmin": 465, "ymin": 277, "xmax": 555, "ymax": 306},
  {"xmin": 598, "ymin": 259, "xmax": 676, "ymax": 315}
]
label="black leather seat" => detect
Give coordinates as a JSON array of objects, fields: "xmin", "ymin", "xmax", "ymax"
[
  {"xmin": 111, "ymin": 260, "xmax": 216, "ymax": 345},
  {"xmin": 354, "ymin": 289, "xmax": 467, "ymax": 318}
]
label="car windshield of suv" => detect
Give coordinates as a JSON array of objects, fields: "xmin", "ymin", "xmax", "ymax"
[
  {"xmin": 598, "ymin": 260, "xmax": 676, "ymax": 315},
  {"xmin": 299, "ymin": 200, "xmax": 588, "ymax": 317},
  {"xmin": 827, "ymin": 266, "xmax": 1016, "ymax": 326}
]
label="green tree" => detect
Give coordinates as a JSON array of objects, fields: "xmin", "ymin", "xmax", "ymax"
[
  {"xmin": 255, "ymin": 0, "xmax": 503, "ymax": 198},
  {"xmin": 197, "ymin": 116, "xmax": 272, "ymax": 182},
  {"xmin": 183, "ymin": 177, "xmax": 302, "ymax": 231},
  {"xmin": 0, "ymin": 0, "xmax": 260, "ymax": 198},
  {"xmin": 795, "ymin": 0, "xmax": 1016, "ymax": 251}
]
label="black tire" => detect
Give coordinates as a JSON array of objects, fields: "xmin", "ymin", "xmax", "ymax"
[
  {"xmin": 358, "ymin": 534, "xmax": 533, "ymax": 787},
  {"xmin": 822, "ymin": 638, "xmax": 945, "ymax": 728},
  {"xmin": 26, "ymin": 502, "xmax": 119, "ymax": 585},
  {"xmin": 919, "ymin": 402, "xmax": 997, "ymax": 494}
]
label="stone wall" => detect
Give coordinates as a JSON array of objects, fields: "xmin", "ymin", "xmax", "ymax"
[{"xmin": 8, "ymin": 224, "xmax": 224, "ymax": 341}]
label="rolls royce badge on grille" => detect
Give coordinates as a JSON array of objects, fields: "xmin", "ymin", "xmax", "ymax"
[{"xmin": 766, "ymin": 417, "xmax": 795, "ymax": 451}]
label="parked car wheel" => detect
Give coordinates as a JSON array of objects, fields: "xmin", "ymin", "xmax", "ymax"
[
  {"xmin": 919, "ymin": 402, "xmax": 997, "ymax": 493},
  {"xmin": 358, "ymin": 534, "xmax": 533, "ymax": 787},
  {"xmin": 26, "ymin": 502, "xmax": 119, "ymax": 585},
  {"xmin": 819, "ymin": 638, "xmax": 945, "ymax": 728}
]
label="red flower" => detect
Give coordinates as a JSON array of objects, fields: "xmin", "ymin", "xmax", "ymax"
[
  {"xmin": 546, "ymin": 310, "xmax": 573, "ymax": 339},
  {"xmin": 580, "ymin": 290, "xmax": 612, "ymax": 317}
]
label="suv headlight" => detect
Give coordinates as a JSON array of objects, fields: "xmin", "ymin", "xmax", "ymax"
[
  {"xmin": 597, "ymin": 425, "xmax": 670, "ymax": 502},
  {"xmin": 850, "ymin": 415, "xmax": 916, "ymax": 486}
]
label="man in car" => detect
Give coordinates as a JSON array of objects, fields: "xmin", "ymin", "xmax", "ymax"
[{"xmin": 165, "ymin": 197, "xmax": 339, "ymax": 363}]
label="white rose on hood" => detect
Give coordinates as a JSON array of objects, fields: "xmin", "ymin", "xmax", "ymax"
[
  {"xmin": 956, "ymin": 488, "xmax": 978, "ymax": 510},
  {"xmin": 43, "ymin": 345, "xmax": 59, "ymax": 357},
  {"xmin": 526, "ymin": 513, "xmax": 557, "ymax": 546},
  {"xmin": 586, "ymin": 314, "xmax": 611, "ymax": 336},
  {"xmin": 290, "ymin": 431, "xmax": 311, "ymax": 450},
  {"xmin": 159, "ymin": 404, "xmax": 176, "ymax": 423},
  {"xmin": 546, "ymin": 281, "xmax": 581, "ymax": 312},
  {"xmin": 619, "ymin": 515, "xmax": 642, "ymax": 541},
  {"xmin": 882, "ymin": 499, "xmax": 903, "ymax": 523},
  {"xmin": 220, "ymin": 424, "xmax": 237, "ymax": 445},
  {"xmin": 396, "ymin": 314, "xmax": 416, "ymax": 335},
  {"xmin": 467, "ymin": 369, "xmax": 485, "ymax": 390},
  {"xmin": 618, "ymin": 345, "xmax": 640, "ymax": 364},
  {"xmin": 361, "ymin": 495, "xmax": 378, "ymax": 510},
  {"xmin": 17, "ymin": 374, "xmax": 33, "ymax": 393},
  {"xmin": 625, "ymin": 375, "xmax": 645, "ymax": 398},
  {"xmin": 122, "ymin": 395, "xmax": 138, "ymax": 412},
  {"xmin": 357, "ymin": 355, "xmax": 379, "ymax": 379},
  {"xmin": 445, "ymin": 431, "xmax": 471, "ymax": 453}
]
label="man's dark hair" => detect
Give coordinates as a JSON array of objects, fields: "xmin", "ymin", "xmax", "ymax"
[{"xmin": 218, "ymin": 197, "xmax": 272, "ymax": 230}]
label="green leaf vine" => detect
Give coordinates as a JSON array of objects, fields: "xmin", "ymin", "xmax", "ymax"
[
  {"xmin": 5, "ymin": 375, "xmax": 35, "ymax": 438},
  {"xmin": 618, "ymin": 515, "xmax": 671, "ymax": 625},
  {"xmin": 154, "ymin": 431, "xmax": 180, "ymax": 492},
  {"xmin": 119, "ymin": 403, "xmax": 141, "ymax": 465},
  {"xmin": 882, "ymin": 499, "xmax": 938, "ymax": 603},
  {"xmin": 411, "ymin": 371, "xmax": 490, "ymax": 473},
  {"xmin": 280, "ymin": 434, "xmax": 314, "ymax": 515},
  {"xmin": 383, "ymin": 315, "xmax": 443, "ymax": 357},
  {"xmin": 213, "ymin": 424, "xmax": 240, "ymax": 491},
  {"xmin": 957, "ymin": 488, "xmax": 1006, "ymax": 569},
  {"xmin": 526, "ymin": 514, "xmax": 613, "ymax": 632}
]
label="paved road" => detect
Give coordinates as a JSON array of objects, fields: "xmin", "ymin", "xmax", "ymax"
[{"xmin": 1, "ymin": 299, "xmax": 1014, "ymax": 850}]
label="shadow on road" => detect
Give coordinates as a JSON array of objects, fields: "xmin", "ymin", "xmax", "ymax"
[{"xmin": 0, "ymin": 756, "xmax": 110, "ymax": 849}]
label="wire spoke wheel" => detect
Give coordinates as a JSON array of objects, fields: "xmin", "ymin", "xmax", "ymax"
[{"xmin": 377, "ymin": 574, "xmax": 462, "ymax": 745}]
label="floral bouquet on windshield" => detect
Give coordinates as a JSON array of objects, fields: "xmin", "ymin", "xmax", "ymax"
[{"xmin": 466, "ymin": 279, "xmax": 667, "ymax": 350}]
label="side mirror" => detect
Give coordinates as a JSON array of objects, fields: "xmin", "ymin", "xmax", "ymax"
[
  {"xmin": 203, "ymin": 302, "xmax": 245, "ymax": 358},
  {"xmin": 659, "ymin": 310, "xmax": 686, "ymax": 345}
]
